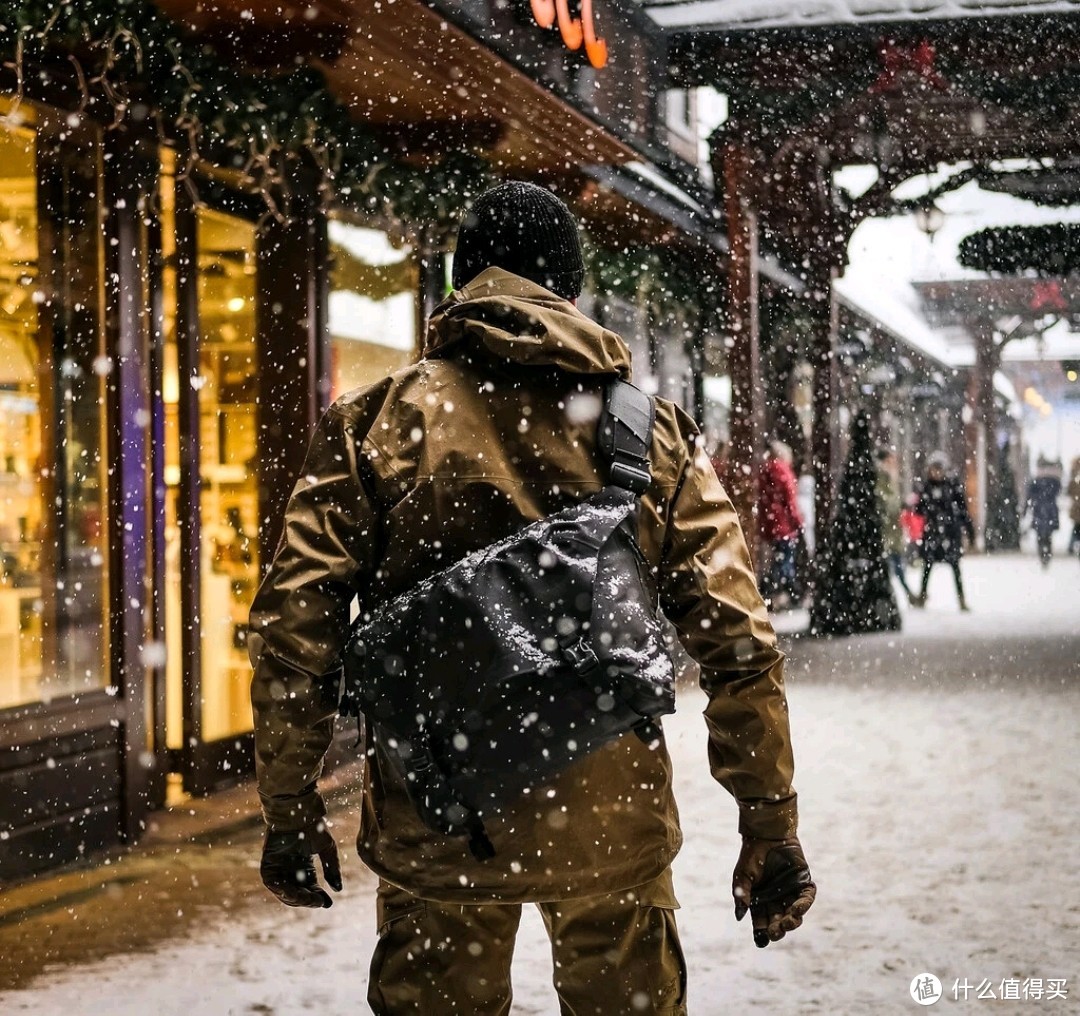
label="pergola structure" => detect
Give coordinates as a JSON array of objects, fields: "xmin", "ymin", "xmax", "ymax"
[
  {"xmin": 636, "ymin": 0, "xmax": 1080, "ymax": 550},
  {"xmin": 916, "ymin": 275, "xmax": 1080, "ymax": 483}
]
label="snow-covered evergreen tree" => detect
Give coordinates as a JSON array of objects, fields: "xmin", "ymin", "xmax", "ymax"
[{"xmin": 810, "ymin": 411, "xmax": 901, "ymax": 635}]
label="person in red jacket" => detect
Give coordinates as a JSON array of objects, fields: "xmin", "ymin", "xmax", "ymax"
[
  {"xmin": 899, "ymin": 492, "xmax": 926, "ymax": 566},
  {"xmin": 759, "ymin": 441, "xmax": 804, "ymax": 607}
]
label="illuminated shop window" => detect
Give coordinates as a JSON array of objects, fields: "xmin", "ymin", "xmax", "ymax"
[
  {"xmin": 195, "ymin": 207, "xmax": 260, "ymax": 742},
  {"xmin": 0, "ymin": 100, "xmax": 109, "ymax": 710}
]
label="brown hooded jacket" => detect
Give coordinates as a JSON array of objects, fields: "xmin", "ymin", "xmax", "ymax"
[{"xmin": 249, "ymin": 269, "xmax": 798, "ymax": 903}]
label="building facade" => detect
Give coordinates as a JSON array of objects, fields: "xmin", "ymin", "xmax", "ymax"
[{"xmin": 0, "ymin": 0, "xmax": 721, "ymax": 880}]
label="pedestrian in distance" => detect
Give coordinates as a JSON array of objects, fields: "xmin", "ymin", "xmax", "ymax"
[
  {"xmin": 899, "ymin": 491, "xmax": 926, "ymax": 567},
  {"xmin": 1068, "ymin": 456, "xmax": 1080, "ymax": 561},
  {"xmin": 758, "ymin": 440, "xmax": 804, "ymax": 608},
  {"xmin": 248, "ymin": 181, "xmax": 815, "ymax": 1015},
  {"xmin": 875, "ymin": 448, "xmax": 914, "ymax": 604},
  {"xmin": 1025, "ymin": 456, "xmax": 1063, "ymax": 569},
  {"xmin": 912, "ymin": 452, "xmax": 974, "ymax": 612}
]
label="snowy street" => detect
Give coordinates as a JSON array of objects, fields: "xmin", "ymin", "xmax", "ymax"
[
  {"xmin": 1, "ymin": 552, "xmax": 1077, "ymax": 1015},
  {"xmin": 4, "ymin": 2, "xmax": 1080, "ymax": 1013}
]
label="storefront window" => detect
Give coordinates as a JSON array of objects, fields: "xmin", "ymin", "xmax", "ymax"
[
  {"xmin": 196, "ymin": 207, "xmax": 259, "ymax": 742},
  {"xmin": 328, "ymin": 221, "xmax": 417, "ymax": 399},
  {"xmin": 0, "ymin": 103, "xmax": 109, "ymax": 710}
]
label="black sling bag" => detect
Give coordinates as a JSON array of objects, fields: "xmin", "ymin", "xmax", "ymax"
[{"xmin": 340, "ymin": 379, "xmax": 676, "ymax": 860}]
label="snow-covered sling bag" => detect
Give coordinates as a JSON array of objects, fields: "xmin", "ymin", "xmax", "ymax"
[{"xmin": 339, "ymin": 380, "xmax": 676, "ymax": 860}]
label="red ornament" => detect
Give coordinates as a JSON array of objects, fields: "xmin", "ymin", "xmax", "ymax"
[
  {"xmin": 870, "ymin": 39, "xmax": 949, "ymax": 94},
  {"xmin": 1030, "ymin": 280, "xmax": 1068, "ymax": 313}
]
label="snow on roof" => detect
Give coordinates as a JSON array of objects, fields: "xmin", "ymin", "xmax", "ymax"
[
  {"xmin": 838, "ymin": 261, "xmax": 1080, "ymax": 377},
  {"xmin": 623, "ymin": 161, "xmax": 708, "ymax": 217},
  {"xmin": 834, "ymin": 168, "xmax": 1080, "ymax": 379},
  {"xmin": 835, "ymin": 273, "xmax": 1064, "ymax": 407},
  {"xmin": 999, "ymin": 317, "xmax": 1080, "ymax": 363},
  {"xmin": 834, "ymin": 271, "xmax": 958, "ymax": 367},
  {"xmin": 638, "ymin": 0, "xmax": 1080, "ymax": 32}
]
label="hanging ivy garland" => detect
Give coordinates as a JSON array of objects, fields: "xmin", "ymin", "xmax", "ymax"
[
  {"xmin": 584, "ymin": 241, "xmax": 721, "ymax": 325},
  {"xmin": 0, "ymin": 0, "xmax": 494, "ymax": 228}
]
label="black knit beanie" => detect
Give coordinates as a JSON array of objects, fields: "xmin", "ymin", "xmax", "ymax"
[{"xmin": 452, "ymin": 181, "xmax": 584, "ymax": 300}]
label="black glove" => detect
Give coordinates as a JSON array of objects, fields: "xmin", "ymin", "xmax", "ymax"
[
  {"xmin": 732, "ymin": 836, "xmax": 816, "ymax": 948},
  {"xmin": 260, "ymin": 821, "xmax": 343, "ymax": 909}
]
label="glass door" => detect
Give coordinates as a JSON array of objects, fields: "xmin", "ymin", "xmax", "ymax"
[{"xmin": 159, "ymin": 159, "xmax": 260, "ymax": 794}]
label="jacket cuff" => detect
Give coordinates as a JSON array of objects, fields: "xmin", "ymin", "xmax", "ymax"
[
  {"xmin": 737, "ymin": 793, "xmax": 798, "ymax": 840},
  {"xmin": 259, "ymin": 787, "xmax": 327, "ymax": 833}
]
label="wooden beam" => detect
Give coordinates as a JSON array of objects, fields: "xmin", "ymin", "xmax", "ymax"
[
  {"xmin": 158, "ymin": 0, "xmax": 637, "ymax": 173},
  {"xmin": 669, "ymin": 14, "xmax": 1080, "ymax": 90}
]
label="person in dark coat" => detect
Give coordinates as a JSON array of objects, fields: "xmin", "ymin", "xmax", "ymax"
[
  {"xmin": 913, "ymin": 453, "xmax": 974, "ymax": 611},
  {"xmin": 1025, "ymin": 457, "xmax": 1063, "ymax": 568}
]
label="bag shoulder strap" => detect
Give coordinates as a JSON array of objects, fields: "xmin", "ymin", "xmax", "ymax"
[{"xmin": 598, "ymin": 380, "xmax": 654, "ymax": 495}]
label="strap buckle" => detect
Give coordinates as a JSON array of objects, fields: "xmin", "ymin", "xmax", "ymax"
[
  {"xmin": 609, "ymin": 460, "xmax": 651, "ymax": 494},
  {"xmin": 563, "ymin": 636, "xmax": 600, "ymax": 675}
]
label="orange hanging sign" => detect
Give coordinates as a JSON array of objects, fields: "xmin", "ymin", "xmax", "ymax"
[{"xmin": 531, "ymin": 0, "xmax": 608, "ymax": 69}]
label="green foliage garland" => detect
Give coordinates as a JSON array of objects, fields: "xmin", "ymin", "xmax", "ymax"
[
  {"xmin": 958, "ymin": 224, "xmax": 1080, "ymax": 277},
  {"xmin": 0, "ymin": 0, "xmax": 493, "ymax": 227},
  {"xmin": 584, "ymin": 241, "xmax": 721, "ymax": 324}
]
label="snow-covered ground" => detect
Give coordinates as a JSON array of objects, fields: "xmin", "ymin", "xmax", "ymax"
[{"xmin": 0, "ymin": 554, "xmax": 1076, "ymax": 1015}]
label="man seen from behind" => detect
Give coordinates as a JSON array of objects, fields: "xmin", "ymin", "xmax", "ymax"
[{"xmin": 249, "ymin": 181, "xmax": 815, "ymax": 1015}]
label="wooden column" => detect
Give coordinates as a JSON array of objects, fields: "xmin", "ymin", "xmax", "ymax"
[
  {"xmin": 723, "ymin": 143, "xmax": 765, "ymax": 564},
  {"xmin": 255, "ymin": 180, "xmax": 329, "ymax": 567},
  {"xmin": 809, "ymin": 271, "xmax": 840, "ymax": 550},
  {"xmin": 968, "ymin": 321, "xmax": 1000, "ymax": 548},
  {"xmin": 102, "ymin": 131, "xmax": 162, "ymax": 836}
]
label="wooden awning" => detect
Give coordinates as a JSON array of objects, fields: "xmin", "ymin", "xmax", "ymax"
[{"xmin": 156, "ymin": 0, "xmax": 637, "ymax": 174}]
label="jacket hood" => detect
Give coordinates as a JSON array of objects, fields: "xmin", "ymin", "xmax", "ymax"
[{"xmin": 424, "ymin": 267, "xmax": 632, "ymax": 378}]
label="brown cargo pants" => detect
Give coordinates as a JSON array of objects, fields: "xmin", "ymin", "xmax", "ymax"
[{"xmin": 367, "ymin": 869, "xmax": 688, "ymax": 1015}]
